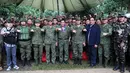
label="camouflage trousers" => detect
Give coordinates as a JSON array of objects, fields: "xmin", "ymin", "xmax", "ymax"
[
  {"xmin": 72, "ymin": 42, "xmax": 83, "ymax": 59},
  {"xmin": 45, "ymin": 43, "xmax": 56, "ymax": 64},
  {"xmin": 58, "ymin": 40, "xmax": 69, "ymax": 62},
  {"xmin": 19, "ymin": 40, "xmax": 31, "ymax": 60},
  {"xmin": 98, "ymin": 43, "xmax": 110, "ymax": 59},
  {"xmin": 98, "ymin": 43, "xmax": 110, "ymax": 66},
  {"xmin": 33, "ymin": 44, "xmax": 43, "ymax": 62},
  {"xmin": 114, "ymin": 42, "xmax": 126, "ymax": 65}
]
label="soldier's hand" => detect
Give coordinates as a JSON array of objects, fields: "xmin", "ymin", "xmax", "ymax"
[
  {"xmin": 41, "ymin": 29, "xmax": 44, "ymax": 31},
  {"xmin": 83, "ymin": 29, "xmax": 87, "ymax": 32},
  {"xmin": 56, "ymin": 42, "xmax": 58, "ymax": 46},
  {"xmin": 72, "ymin": 30, "xmax": 76, "ymax": 33},
  {"xmin": 103, "ymin": 33, "xmax": 108, "ymax": 36},
  {"xmin": 31, "ymin": 29, "xmax": 34, "ymax": 32},
  {"xmin": 58, "ymin": 28, "xmax": 61, "ymax": 31}
]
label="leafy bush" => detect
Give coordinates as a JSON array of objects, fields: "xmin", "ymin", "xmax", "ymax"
[
  {"xmin": 89, "ymin": 0, "xmax": 129, "ymax": 16},
  {"xmin": 0, "ymin": 4, "xmax": 65, "ymax": 18}
]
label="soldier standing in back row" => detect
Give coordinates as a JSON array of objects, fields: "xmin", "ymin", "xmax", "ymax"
[
  {"xmin": 71, "ymin": 18, "xmax": 86, "ymax": 65},
  {"xmin": 17, "ymin": 18, "xmax": 32, "ymax": 66},
  {"xmin": 113, "ymin": 15, "xmax": 129, "ymax": 73},
  {"xmin": 57, "ymin": 19, "xmax": 71, "ymax": 64},
  {"xmin": 31, "ymin": 19, "xmax": 43, "ymax": 65},
  {"xmin": 42, "ymin": 19, "xmax": 57, "ymax": 64},
  {"xmin": 98, "ymin": 15, "xmax": 112, "ymax": 67}
]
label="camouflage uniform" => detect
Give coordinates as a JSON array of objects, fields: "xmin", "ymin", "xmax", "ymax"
[
  {"xmin": 71, "ymin": 24, "xmax": 86, "ymax": 64},
  {"xmin": 113, "ymin": 22, "xmax": 129, "ymax": 73},
  {"xmin": 110, "ymin": 21, "xmax": 118, "ymax": 65},
  {"xmin": 57, "ymin": 25, "xmax": 71, "ymax": 63},
  {"xmin": 18, "ymin": 25, "xmax": 31, "ymax": 65},
  {"xmin": 98, "ymin": 23, "xmax": 112, "ymax": 67},
  {"xmin": 31, "ymin": 26, "xmax": 43, "ymax": 64},
  {"xmin": 42, "ymin": 25, "xmax": 57, "ymax": 64}
]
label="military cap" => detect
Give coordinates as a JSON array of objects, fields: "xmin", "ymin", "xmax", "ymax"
[
  {"xmin": 76, "ymin": 17, "xmax": 81, "ymax": 21},
  {"xmin": 102, "ymin": 14, "xmax": 108, "ymax": 20},
  {"xmin": 47, "ymin": 17, "xmax": 52, "ymax": 22},
  {"xmin": 6, "ymin": 18, "xmax": 11, "ymax": 23},
  {"xmin": 20, "ymin": 18, "xmax": 27, "ymax": 22},
  {"xmin": 118, "ymin": 12, "xmax": 125, "ymax": 17},
  {"xmin": 35, "ymin": 19, "xmax": 40, "ymax": 23}
]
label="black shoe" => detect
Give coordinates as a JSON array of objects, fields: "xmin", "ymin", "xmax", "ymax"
[
  {"xmin": 27, "ymin": 60, "xmax": 31, "ymax": 66},
  {"xmin": 59, "ymin": 61, "xmax": 63, "ymax": 64},
  {"xmin": 39, "ymin": 58, "xmax": 42, "ymax": 64},
  {"xmin": 47, "ymin": 62, "xmax": 51, "ymax": 65},
  {"xmin": 22, "ymin": 59, "xmax": 25, "ymax": 66},
  {"xmin": 64, "ymin": 61, "xmax": 69, "ymax": 64},
  {"xmin": 78, "ymin": 59, "xmax": 82, "ymax": 65},
  {"xmin": 73, "ymin": 58, "xmax": 77, "ymax": 65},
  {"xmin": 113, "ymin": 65, "xmax": 119, "ymax": 71},
  {"xmin": 35, "ymin": 60, "xmax": 39, "ymax": 66}
]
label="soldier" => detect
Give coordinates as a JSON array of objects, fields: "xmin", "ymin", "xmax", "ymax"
[
  {"xmin": 31, "ymin": 19, "xmax": 43, "ymax": 65},
  {"xmin": 42, "ymin": 19, "xmax": 57, "ymax": 64},
  {"xmin": 98, "ymin": 15, "xmax": 112, "ymax": 67},
  {"xmin": 17, "ymin": 18, "xmax": 32, "ymax": 66},
  {"xmin": 57, "ymin": 19, "xmax": 71, "ymax": 64},
  {"xmin": 71, "ymin": 18, "xmax": 86, "ymax": 65},
  {"xmin": 109, "ymin": 16, "xmax": 118, "ymax": 66},
  {"xmin": 52, "ymin": 18, "xmax": 60, "ymax": 62},
  {"xmin": 27, "ymin": 19, "xmax": 33, "ymax": 27},
  {"xmin": 113, "ymin": 15, "xmax": 129, "ymax": 73}
]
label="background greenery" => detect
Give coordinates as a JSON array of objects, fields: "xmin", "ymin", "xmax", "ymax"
[{"xmin": 0, "ymin": 0, "xmax": 130, "ymax": 18}]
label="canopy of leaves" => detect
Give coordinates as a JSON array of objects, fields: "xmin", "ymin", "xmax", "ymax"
[{"xmin": 88, "ymin": 0, "xmax": 130, "ymax": 18}]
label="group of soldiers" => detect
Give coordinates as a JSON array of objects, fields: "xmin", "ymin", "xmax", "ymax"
[{"xmin": 0, "ymin": 13, "xmax": 129, "ymax": 73}]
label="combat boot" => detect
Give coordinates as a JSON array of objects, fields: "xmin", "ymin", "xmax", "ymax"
[
  {"xmin": 78, "ymin": 58, "xmax": 82, "ymax": 65},
  {"xmin": 98, "ymin": 57, "xmax": 103, "ymax": 67},
  {"xmin": 35, "ymin": 59, "xmax": 39, "ymax": 66},
  {"xmin": 27, "ymin": 60, "xmax": 31, "ymax": 66},
  {"xmin": 39, "ymin": 58, "xmax": 42, "ymax": 64},
  {"xmin": 104, "ymin": 58, "xmax": 109, "ymax": 68},
  {"xmin": 73, "ymin": 58, "xmax": 77, "ymax": 65},
  {"xmin": 22, "ymin": 59, "xmax": 25, "ymax": 66}
]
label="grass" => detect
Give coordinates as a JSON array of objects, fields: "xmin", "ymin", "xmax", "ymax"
[{"xmin": 31, "ymin": 60, "xmax": 109, "ymax": 70}]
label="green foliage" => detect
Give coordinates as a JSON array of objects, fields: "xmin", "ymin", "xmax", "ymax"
[
  {"xmin": 16, "ymin": 5, "xmax": 41, "ymax": 18},
  {"xmin": 89, "ymin": 0, "xmax": 129, "ymax": 15},
  {"xmin": 43, "ymin": 9, "xmax": 65, "ymax": 18},
  {"xmin": 0, "ymin": 4, "xmax": 65, "ymax": 18},
  {"xmin": 0, "ymin": 4, "xmax": 17, "ymax": 17}
]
